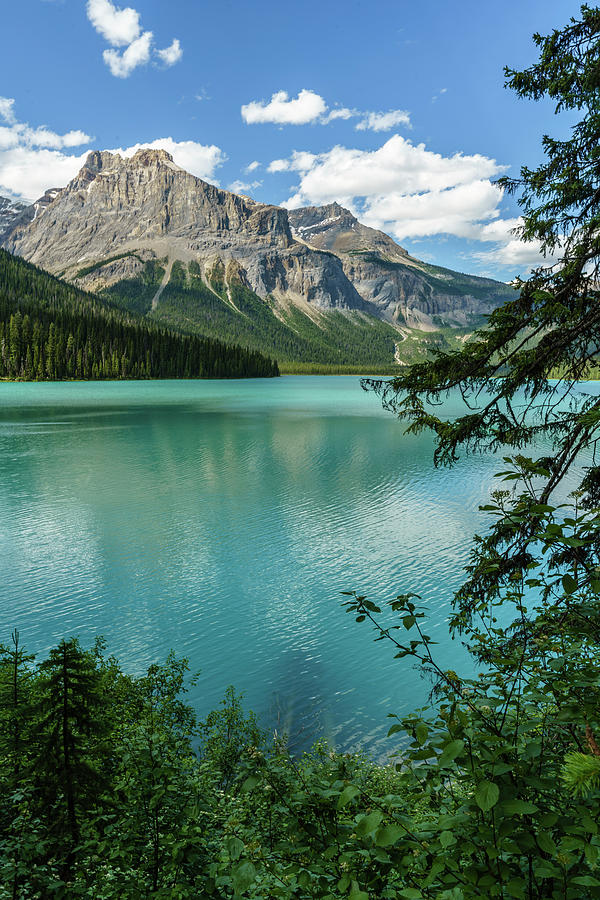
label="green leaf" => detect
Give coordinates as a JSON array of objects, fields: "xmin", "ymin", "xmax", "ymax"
[
  {"xmin": 240, "ymin": 775, "xmax": 259, "ymax": 793},
  {"xmin": 338, "ymin": 874, "xmax": 351, "ymax": 893},
  {"xmin": 502, "ymin": 799, "xmax": 538, "ymax": 815},
  {"xmin": 399, "ymin": 890, "xmax": 423, "ymax": 899},
  {"xmin": 415, "ymin": 723, "xmax": 428, "ymax": 745},
  {"xmin": 562, "ymin": 573, "xmax": 577, "ymax": 594},
  {"xmin": 572, "ymin": 876, "xmax": 600, "ymax": 887},
  {"xmin": 536, "ymin": 832, "xmax": 556, "ymax": 855},
  {"xmin": 440, "ymin": 830, "xmax": 456, "ymax": 848},
  {"xmin": 338, "ymin": 784, "xmax": 360, "ymax": 807},
  {"xmin": 355, "ymin": 811, "xmax": 383, "ymax": 837},
  {"xmin": 231, "ymin": 860, "xmax": 257, "ymax": 893},
  {"xmin": 226, "ymin": 836, "xmax": 245, "ymax": 861},
  {"xmin": 439, "ymin": 740, "xmax": 465, "ymax": 766},
  {"xmin": 475, "ymin": 780, "xmax": 500, "ymax": 812},
  {"xmin": 349, "ymin": 881, "xmax": 369, "ymax": 900},
  {"xmin": 375, "ymin": 824, "xmax": 404, "ymax": 847}
]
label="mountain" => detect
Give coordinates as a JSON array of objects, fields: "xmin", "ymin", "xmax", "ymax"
[
  {"xmin": 1, "ymin": 149, "xmax": 514, "ymax": 368},
  {"xmin": 0, "ymin": 190, "xmax": 62, "ymax": 244},
  {"xmin": 288, "ymin": 202, "xmax": 513, "ymax": 329},
  {"xmin": 0, "ymin": 248, "xmax": 278, "ymax": 380},
  {"xmin": 0, "ymin": 196, "xmax": 29, "ymax": 242}
]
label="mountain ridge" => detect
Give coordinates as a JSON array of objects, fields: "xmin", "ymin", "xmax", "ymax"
[{"xmin": 0, "ymin": 148, "xmax": 514, "ymax": 366}]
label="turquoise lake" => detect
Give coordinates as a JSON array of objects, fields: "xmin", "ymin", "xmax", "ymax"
[{"xmin": 1, "ymin": 375, "xmax": 588, "ymax": 757}]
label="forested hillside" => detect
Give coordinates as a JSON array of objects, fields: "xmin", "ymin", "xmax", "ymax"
[{"xmin": 0, "ymin": 249, "xmax": 279, "ymax": 380}]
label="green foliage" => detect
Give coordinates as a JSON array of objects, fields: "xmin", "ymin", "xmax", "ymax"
[
  {"xmin": 142, "ymin": 260, "xmax": 407, "ymax": 366},
  {"xmin": 563, "ymin": 752, "xmax": 600, "ymax": 797},
  {"xmin": 104, "ymin": 259, "xmax": 166, "ymax": 315},
  {"xmin": 198, "ymin": 685, "xmax": 264, "ymax": 789},
  {"xmin": 0, "ymin": 248, "xmax": 279, "ymax": 380}
]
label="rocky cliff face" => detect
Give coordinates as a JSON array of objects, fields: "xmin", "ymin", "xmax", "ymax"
[
  {"xmin": 0, "ymin": 190, "xmax": 63, "ymax": 244},
  {"xmin": 0, "ymin": 197, "xmax": 29, "ymax": 243},
  {"xmin": 4, "ymin": 150, "xmax": 365, "ymax": 312},
  {"xmin": 288, "ymin": 204, "xmax": 514, "ymax": 327},
  {"xmin": 289, "ymin": 201, "xmax": 409, "ymax": 260},
  {"xmin": 2, "ymin": 149, "xmax": 512, "ymax": 330}
]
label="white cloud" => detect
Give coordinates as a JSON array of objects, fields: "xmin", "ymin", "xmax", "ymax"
[
  {"xmin": 0, "ymin": 148, "xmax": 89, "ymax": 201},
  {"xmin": 228, "ymin": 179, "xmax": 262, "ymax": 195},
  {"xmin": 361, "ymin": 179, "xmax": 504, "ymax": 240},
  {"xmin": 355, "ymin": 109, "xmax": 411, "ymax": 132},
  {"xmin": 271, "ymin": 134, "xmax": 550, "ymax": 272},
  {"xmin": 278, "ymin": 136, "xmax": 503, "ymax": 207},
  {"xmin": 245, "ymin": 160, "xmax": 261, "ymax": 173},
  {"xmin": 87, "ymin": 0, "xmax": 182, "ymax": 78},
  {"xmin": 103, "ymin": 30, "xmax": 153, "ymax": 77},
  {"xmin": 267, "ymin": 158, "xmax": 290, "ymax": 173},
  {"xmin": 0, "ymin": 100, "xmax": 225, "ymax": 201},
  {"xmin": 321, "ymin": 107, "xmax": 357, "ymax": 123},
  {"xmin": 271, "ymin": 135, "xmax": 506, "ymax": 240},
  {"xmin": 115, "ymin": 138, "xmax": 226, "ymax": 182},
  {"xmin": 156, "ymin": 38, "xmax": 182, "ymax": 67},
  {"xmin": 0, "ymin": 97, "xmax": 93, "ymax": 157},
  {"xmin": 86, "ymin": 0, "xmax": 141, "ymax": 46},
  {"xmin": 0, "ymin": 98, "xmax": 16, "ymax": 125},
  {"xmin": 242, "ymin": 90, "xmax": 328, "ymax": 125},
  {"xmin": 241, "ymin": 91, "xmax": 412, "ymax": 131},
  {"xmin": 474, "ymin": 218, "xmax": 552, "ymax": 269}
]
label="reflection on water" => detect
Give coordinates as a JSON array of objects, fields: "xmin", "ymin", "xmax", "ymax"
[{"xmin": 0, "ymin": 376, "xmax": 574, "ymax": 756}]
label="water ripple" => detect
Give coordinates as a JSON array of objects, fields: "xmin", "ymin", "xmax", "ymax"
[{"xmin": 0, "ymin": 376, "xmax": 563, "ymax": 758}]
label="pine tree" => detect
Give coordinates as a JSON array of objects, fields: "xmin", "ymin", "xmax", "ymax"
[{"xmin": 35, "ymin": 639, "xmax": 106, "ymax": 881}]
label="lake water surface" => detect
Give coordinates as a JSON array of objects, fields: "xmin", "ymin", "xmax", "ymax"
[{"xmin": 0, "ymin": 376, "xmax": 551, "ymax": 755}]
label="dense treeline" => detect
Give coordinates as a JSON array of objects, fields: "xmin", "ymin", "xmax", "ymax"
[{"xmin": 0, "ymin": 249, "xmax": 279, "ymax": 380}]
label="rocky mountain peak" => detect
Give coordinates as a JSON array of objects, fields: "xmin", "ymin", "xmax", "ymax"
[
  {"xmin": 83, "ymin": 148, "xmax": 179, "ymax": 174},
  {"xmin": 1, "ymin": 148, "xmax": 513, "ymax": 334},
  {"xmin": 288, "ymin": 203, "xmax": 409, "ymax": 260}
]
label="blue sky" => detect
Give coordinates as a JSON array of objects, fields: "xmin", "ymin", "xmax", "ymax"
[{"xmin": 0, "ymin": 0, "xmax": 583, "ymax": 280}]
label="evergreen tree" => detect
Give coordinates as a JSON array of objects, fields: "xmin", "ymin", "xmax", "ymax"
[{"xmin": 35, "ymin": 639, "xmax": 106, "ymax": 881}]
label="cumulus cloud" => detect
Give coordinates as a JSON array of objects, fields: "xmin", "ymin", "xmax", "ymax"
[
  {"xmin": 0, "ymin": 97, "xmax": 93, "ymax": 157},
  {"xmin": 0, "ymin": 99, "xmax": 225, "ymax": 200},
  {"xmin": 355, "ymin": 109, "xmax": 411, "ymax": 132},
  {"xmin": 474, "ymin": 218, "xmax": 553, "ymax": 269},
  {"xmin": 241, "ymin": 90, "xmax": 412, "ymax": 131},
  {"xmin": 0, "ymin": 148, "xmax": 89, "ymax": 201},
  {"xmin": 103, "ymin": 31, "xmax": 153, "ymax": 78},
  {"xmin": 242, "ymin": 90, "xmax": 328, "ymax": 125},
  {"xmin": 0, "ymin": 98, "xmax": 16, "ymax": 125},
  {"xmin": 321, "ymin": 107, "xmax": 357, "ymax": 123},
  {"xmin": 86, "ymin": 0, "xmax": 182, "ymax": 78},
  {"xmin": 228, "ymin": 179, "xmax": 262, "ymax": 195},
  {"xmin": 270, "ymin": 134, "xmax": 549, "ymax": 271},
  {"xmin": 86, "ymin": 0, "xmax": 140, "ymax": 46},
  {"xmin": 156, "ymin": 38, "xmax": 183, "ymax": 67},
  {"xmin": 271, "ymin": 137, "xmax": 502, "ymax": 239}
]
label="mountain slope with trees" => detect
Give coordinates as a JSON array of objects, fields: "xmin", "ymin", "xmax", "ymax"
[
  {"xmin": 0, "ymin": 148, "xmax": 514, "ymax": 369},
  {"xmin": 0, "ymin": 249, "xmax": 279, "ymax": 380}
]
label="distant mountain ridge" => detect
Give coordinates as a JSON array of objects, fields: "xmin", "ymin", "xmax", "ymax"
[
  {"xmin": 0, "ymin": 190, "xmax": 62, "ymax": 244},
  {"xmin": 0, "ymin": 149, "xmax": 515, "ymax": 366},
  {"xmin": 288, "ymin": 203, "xmax": 512, "ymax": 329}
]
